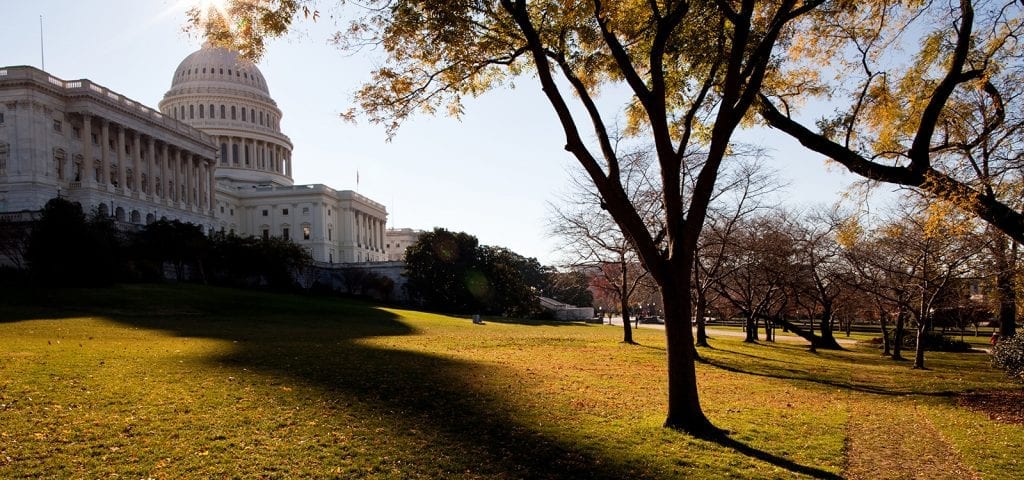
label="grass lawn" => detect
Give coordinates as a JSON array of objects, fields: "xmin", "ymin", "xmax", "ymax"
[{"xmin": 0, "ymin": 284, "xmax": 1021, "ymax": 479}]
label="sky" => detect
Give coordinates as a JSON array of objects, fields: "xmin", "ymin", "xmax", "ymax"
[{"xmin": 0, "ymin": 0, "xmax": 888, "ymax": 265}]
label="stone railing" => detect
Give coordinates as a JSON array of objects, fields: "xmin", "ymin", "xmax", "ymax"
[{"xmin": 0, "ymin": 66, "xmax": 213, "ymax": 145}]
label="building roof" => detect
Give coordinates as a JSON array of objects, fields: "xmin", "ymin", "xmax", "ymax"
[{"xmin": 168, "ymin": 44, "xmax": 271, "ymax": 98}]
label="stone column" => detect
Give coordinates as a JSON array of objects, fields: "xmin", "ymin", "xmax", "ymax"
[
  {"xmin": 132, "ymin": 131, "xmax": 141, "ymax": 192},
  {"xmin": 160, "ymin": 143, "xmax": 169, "ymax": 199},
  {"xmin": 82, "ymin": 114, "xmax": 93, "ymax": 186},
  {"xmin": 116, "ymin": 126, "xmax": 126, "ymax": 189},
  {"xmin": 198, "ymin": 160, "xmax": 207, "ymax": 209},
  {"xmin": 286, "ymin": 152, "xmax": 292, "ymax": 177},
  {"xmin": 174, "ymin": 149, "xmax": 182, "ymax": 204},
  {"xmin": 209, "ymin": 162, "xmax": 217, "ymax": 213},
  {"xmin": 185, "ymin": 154, "xmax": 193, "ymax": 208},
  {"xmin": 146, "ymin": 136, "xmax": 156, "ymax": 195},
  {"xmin": 101, "ymin": 120, "xmax": 110, "ymax": 186}
]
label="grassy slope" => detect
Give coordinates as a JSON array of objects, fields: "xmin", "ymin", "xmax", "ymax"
[{"xmin": 0, "ymin": 284, "xmax": 1020, "ymax": 479}]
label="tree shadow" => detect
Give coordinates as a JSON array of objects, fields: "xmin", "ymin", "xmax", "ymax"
[
  {"xmin": 0, "ymin": 284, "xmax": 855, "ymax": 478},
  {"xmin": 702, "ymin": 350, "xmax": 960, "ymax": 398},
  {"xmin": 695, "ymin": 430, "xmax": 842, "ymax": 480},
  {"xmin": 0, "ymin": 285, "xmax": 642, "ymax": 478}
]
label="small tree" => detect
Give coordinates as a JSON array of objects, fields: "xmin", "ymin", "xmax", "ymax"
[
  {"xmin": 993, "ymin": 332, "xmax": 1024, "ymax": 382},
  {"xmin": 26, "ymin": 198, "xmax": 120, "ymax": 287}
]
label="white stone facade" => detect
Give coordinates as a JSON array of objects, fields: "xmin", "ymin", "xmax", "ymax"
[
  {"xmin": 385, "ymin": 228, "xmax": 426, "ymax": 261},
  {"xmin": 0, "ymin": 66, "xmax": 219, "ymax": 230},
  {"xmin": 0, "ymin": 45, "xmax": 388, "ymax": 263}
]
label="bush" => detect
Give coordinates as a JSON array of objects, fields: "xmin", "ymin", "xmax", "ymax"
[{"xmin": 993, "ymin": 332, "xmax": 1024, "ymax": 382}]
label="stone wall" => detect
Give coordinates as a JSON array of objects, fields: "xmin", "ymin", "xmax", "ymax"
[{"xmin": 303, "ymin": 261, "xmax": 408, "ymax": 302}]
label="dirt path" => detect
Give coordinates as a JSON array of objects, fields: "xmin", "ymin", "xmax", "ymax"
[{"xmin": 844, "ymin": 396, "xmax": 980, "ymax": 480}]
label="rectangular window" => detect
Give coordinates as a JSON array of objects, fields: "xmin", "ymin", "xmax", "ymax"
[
  {"xmin": 53, "ymin": 120, "xmax": 62, "ymax": 132},
  {"xmin": 230, "ymin": 208, "xmax": 234, "ymax": 215},
  {"xmin": 302, "ymin": 207, "xmax": 310, "ymax": 215},
  {"xmin": 72, "ymin": 127, "xmax": 81, "ymax": 139},
  {"xmin": 0, "ymin": 112, "xmax": 5, "ymax": 124},
  {"xmin": 303, "ymin": 226, "xmax": 310, "ymax": 240},
  {"xmin": 282, "ymin": 208, "xmax": 289, "ymax": 215},
  {"xmin": 282, "ymin": 227, "xmax": 289, "ymax": 239},
  {"xmin": 91, "ymin": 133, "xmax": 99, "ymax": 145},
  {"xmin": 262, "ymin": 209, "xmax": 268, "ymax": 216},
  {"xmin": 328, "ymin": 228, "xmax": 332, "ymax": 241}
]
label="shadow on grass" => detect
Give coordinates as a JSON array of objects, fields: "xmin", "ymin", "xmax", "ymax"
[
  {"xmin": 697, "ymin": 430, "xmax": 842, "ymax": 480},
  {"xmin": 0, "ymin": 284, "xmax": 844, "ymax": 478},
  {"xmin": 0, "ymin": 284, "xmax": 637, "ymax": 477},
  {"xmin": 703, "ymin": 344, "xmax": 962, "ymax": 398}
]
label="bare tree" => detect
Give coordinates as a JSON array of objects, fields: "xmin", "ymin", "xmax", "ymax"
[{"xmin": 549, "ymin": 151, "xmax": 659, "ymax": 344}]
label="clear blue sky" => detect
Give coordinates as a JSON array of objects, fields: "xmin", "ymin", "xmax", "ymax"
[{"xmin": 1, "ymin": 0, "xmax": 886, "ymax": 265}]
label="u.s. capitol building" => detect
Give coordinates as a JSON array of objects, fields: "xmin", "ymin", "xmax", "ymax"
[{"xmin": 0, "ymin": 44, "xmax": 387, "ymax": 264}]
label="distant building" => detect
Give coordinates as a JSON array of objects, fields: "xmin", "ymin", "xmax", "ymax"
[
  {"xmin": 385, "ymin": 228, "xmax": 426, "ymax": 261},
  {"xmin": 0, "ymin": 44, "xmax": 387, "ymax": 263}
]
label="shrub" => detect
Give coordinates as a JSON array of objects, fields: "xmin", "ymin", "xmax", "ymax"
[{"xmin": 993, "ymin": 333, "xmax": 1024, "ymax": 382}]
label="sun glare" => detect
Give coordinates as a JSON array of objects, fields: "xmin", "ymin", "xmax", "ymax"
[{"xmin": 192, "ymin": 0, "xmax": 231, "ymax": 22}]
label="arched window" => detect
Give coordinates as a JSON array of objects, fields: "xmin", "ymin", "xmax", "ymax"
[
  {"xmin": 209, "ymin": 104, "xmax": 215, "ymax": 118},
  {"xmin": 220, "ymin": 143, "xmax": 228, "ymax": 164},
  {"xmin": 130, "ymin": 210, "xmax": 141, "ymax": 224},
  {"xmin": 199, "ymin": 104, "xmax": 204, "ymax": 118},
  {"xmin": 220, "ymin": 105, "xmax": 225, "ymax": 118},
  {"xmin": 231, "ymin": 105, "xmax": 236, "ymax": 120},
  {"xmin": 241, "ymin": 108, "xmax": 246, "ymax": 122},
  {"xmin": 189, "ymin": 104, "xmax": 194, "ymax": 119},
  {"xmin": 250, "ymin": 108, "xmax": 256, "ymax": 124},
  {"xmin": 115, "ymin": 207, "xmax": 125, "ymax": 222}
]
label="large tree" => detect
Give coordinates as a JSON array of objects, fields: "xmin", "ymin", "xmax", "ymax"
[
  {"xmin": 194, "ymin": 0, "xmax": 829, "ymax": 433},
  {"xmin": 758, "ymin": 0, "xmax": 1024, "ymax": 243}
]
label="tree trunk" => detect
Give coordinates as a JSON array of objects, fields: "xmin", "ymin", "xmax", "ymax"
[
  {"xmin": 816, "ymin": 302, "xmax": 841, "ymax": 349},
  {"xmin": 661, "ymin": 276, "xmax": 714, "ymax": 433},
  {"xmin": 995, "ymin": 237, "xmax": 1017, "ymax": 338},
  {"xmin": 893, "ymin": 307, "xmax": 906, "ymax": 361},
  {"xmin": 763, "ymin": 317, "xmax": 774, "ymax": 342},
  {"xmin": 879, "ymin": 309, "xmax": 891, "ymax": 357},
  {"xmin": 744, "ymin": 313, "xmax": 758, "ymax": 342},
  {"xmin": 913, "ymin": 319, "xmax": 927, "ymax": 369},
  {"xmin": 695, "ymin": 291, "xmax": 709, "ymax": 347},
  {"xmin": 620, "ymin": 286, "xmax": 634, "ymax": 345}
]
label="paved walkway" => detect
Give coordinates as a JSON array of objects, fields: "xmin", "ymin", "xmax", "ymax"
[{"xmin": 602, "ymin": 317, "xmax": 859, "ymax": 345}]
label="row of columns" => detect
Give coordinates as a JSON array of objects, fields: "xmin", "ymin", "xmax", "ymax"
[
  {"xmin": 78, "ymin": 113, "xmax": 216, "ymax": 212},
  {"xmin": 218, "ymin": 135, "xmax": 291, "ymax": 177},
  {"xmin": 354, "ymin": 210, "xmax": 385, "ymax": 252}
]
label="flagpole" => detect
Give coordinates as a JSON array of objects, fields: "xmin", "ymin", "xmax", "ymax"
[{"xmin": 40, "ymin": 15, "xmax": 45, "ymax": 71}]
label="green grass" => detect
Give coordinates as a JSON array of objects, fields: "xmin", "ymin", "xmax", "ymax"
[{"xmin": 0, "ymin": 284, "xmax": 1021, "ymax": 478}]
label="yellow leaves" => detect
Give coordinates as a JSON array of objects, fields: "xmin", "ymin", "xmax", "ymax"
[{"xmin": 835, "ymin": 217, "xmax": 864, "ymax": 249}]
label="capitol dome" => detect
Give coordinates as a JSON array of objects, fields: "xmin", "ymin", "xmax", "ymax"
[
  {"xmin": 169, "ymin": 45, "xmax": 271, "ymax": 97},
  {"xmin": 160, "ymin": 44, "xmax": 294, "ymax": 187}
]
